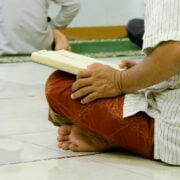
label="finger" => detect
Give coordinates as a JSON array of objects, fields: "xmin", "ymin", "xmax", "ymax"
[
  {"xmin": 67, "ymin": 46, "xmax": 72, "ymax": 51},
  {"xmin": 80, "ymin": 92, "xmax": 98, "ymax": 104},
  {"xmin": 57, "ymin": 135, "xmax": 69, "ymax": 142},
  {"xmin": 72, "ymin": 78, "xmax": 92, "ymax": 92},
  {"xmin": 63, "ymin": 44, "xmax": 71, "ymax": 51},
  {"xmin": 71, "ymin": 86, "xmax": 94, "ymax": 100},
  {"xmin": 119, "ymin": 61, "xmax": 128, "ymax": 68},
  {"xmin": 55, "ymin": 44, "xmax": 62, "ymax": 51},
  {"xmin": 55, "ymin": 42, "xmax": 64, "ymax": 51},
  {"xmin": 124, "ymin": 60, "xmax": 136, "ymax": 67},
  {"xmin": 119, "ymin": 59, "xmax": 136, "ymax": 68},
  {"xmin": 77, "ymin": 69, "xmax": 92, "ymax": 79}
]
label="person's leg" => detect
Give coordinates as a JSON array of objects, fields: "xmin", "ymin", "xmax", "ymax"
[{"xmin": 45, "ymin": 71, "xmax": 154, "ymax": 159}]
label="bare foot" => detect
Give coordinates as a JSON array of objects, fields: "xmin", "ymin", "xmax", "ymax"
[{"xmin": 57, "ymin": 125, "xmax": 116, "ymax": 152}]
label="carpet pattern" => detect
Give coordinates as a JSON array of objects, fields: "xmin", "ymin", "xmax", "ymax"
[{"xmin": 0, "ymin": 38, "xmax": 141, "ymax": 63}]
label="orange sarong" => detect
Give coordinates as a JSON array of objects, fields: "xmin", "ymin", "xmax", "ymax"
[{"xmin": 45, "ymin": 71, "xmax": 154, "ymax": 159}]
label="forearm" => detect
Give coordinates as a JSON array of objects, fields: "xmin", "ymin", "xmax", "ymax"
[
  {"xmin": 51, "ymin": 4, "xmax": 80, "ymax": 29},
  {"xmin": 120, "ymin": 41, "xmax": 180, "ymax": 93}
]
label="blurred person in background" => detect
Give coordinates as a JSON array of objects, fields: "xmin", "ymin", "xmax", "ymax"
[{"xmin": 0, "ymin": 0, "xmax": 80, "ymax": 55}]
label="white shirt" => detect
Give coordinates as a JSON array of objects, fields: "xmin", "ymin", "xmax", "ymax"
[
  {"xmin": 123, "ymin": 0, "xmax": 180, "ymax": 165},
  {"xmin": 0, "ymin": 0, "xmax": 80, "ymax": 54}
]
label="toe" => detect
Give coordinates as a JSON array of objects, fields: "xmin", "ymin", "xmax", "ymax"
[
  {"xmin": 57, "ymin": 135, "xmax": 69, "ymax": 142},
  {"xmin": 69, "ymin": 143, "xmax": 79, "ymax": 152},
  {"xmin": 58, "ymin": 125, "xmax": 72, "ymax": 136},
  {"xmin": 58, "ymin": 141, "xmax": 71, "ymax": 150}
]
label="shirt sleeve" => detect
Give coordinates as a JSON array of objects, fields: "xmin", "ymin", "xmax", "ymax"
[
  {"xmin": 143, "ymin": 0, "xmax": 180, "ymax": 54},
  {"xmin": 50, "ymin": 0, "xmax": 80, "ymax": 29}
]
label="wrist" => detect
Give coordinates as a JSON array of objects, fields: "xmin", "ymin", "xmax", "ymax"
[
  {"xmin": 53, "ymin": 29, "xmax": 65, "ymax": 41},
  {"xmin": 115, "ymin": 70, "xmax": 125, "ymax": 94}
]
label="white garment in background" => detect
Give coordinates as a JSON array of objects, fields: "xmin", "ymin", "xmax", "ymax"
[{"xmin": 0, "ymin": 0, "xmax": 80, "ymax": 54}]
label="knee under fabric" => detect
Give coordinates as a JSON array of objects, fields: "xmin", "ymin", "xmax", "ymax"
[{"xmin": 45, "ymin": 70, "xmax": 154, "ymax": 159}]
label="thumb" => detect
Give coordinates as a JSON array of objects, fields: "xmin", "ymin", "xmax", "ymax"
[{"xmin": 119, "ymin": 59, "xmax": 136, "ymax": 69}]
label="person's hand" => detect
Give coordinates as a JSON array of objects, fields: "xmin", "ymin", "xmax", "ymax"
[
  {"xmin": 52, "ymin": 29, "xmax": 71, "ymax": 51},
  {"xmin": 71, "ymin": 63, "xmax": 124, "ymax": 104},
  {"xmin": 119, "ymin": 59, "xmax": 136, "ymax": 69}
]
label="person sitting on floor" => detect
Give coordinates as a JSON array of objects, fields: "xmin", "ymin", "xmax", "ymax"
[
  {"xmin": 0, "ymin": 0, "xmax": 80, "ymax": 55},
  {"xmin": 45, "ymin": 0, "xmax": 180, "ymax": 165}
]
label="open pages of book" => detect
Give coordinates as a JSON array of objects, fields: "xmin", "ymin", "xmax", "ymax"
[{"xmin": 31, "ymin": 50, "xmax": 123, "ymax": 75}]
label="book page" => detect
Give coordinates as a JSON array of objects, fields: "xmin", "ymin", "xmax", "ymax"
[{"xmin": 31, "ymin": 50, "xmax": 123, "ymax": 75}]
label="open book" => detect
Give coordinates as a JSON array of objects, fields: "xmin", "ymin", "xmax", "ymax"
[{"xmin": 31, "ymin": 50, "xmax": 123, "ymax": 75}]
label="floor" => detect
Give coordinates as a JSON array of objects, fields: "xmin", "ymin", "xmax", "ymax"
[{"xmin": 0, "ymin": 57, "xmax": 180, "ymax": 180}]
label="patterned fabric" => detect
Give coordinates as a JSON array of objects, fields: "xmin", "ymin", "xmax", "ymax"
[
  {"xmin": 124, "ymin": 0, "xmax": 180, "ymax": 165},
  {"xmin": 0, "ymin": 56, "xmax": 31, "ymax": 63},
  {"xmin": 70, "ymin": 38, "xmax": 141, "ymax": 58},
  {"xmin": 45, "ymin": 71, "xmax": 154, "ymax": 159},
  {"xmin": 48, "ymin": 108, "xmax": 72, "ymax": 126}
]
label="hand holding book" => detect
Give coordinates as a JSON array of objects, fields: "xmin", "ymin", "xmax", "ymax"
[
  {"xmin": 71, "ymin": 63, "xmax": 124, "ymax": 104},
  {"xmin": 31, "ymin": 50, "xmax": 124, "ymax": 103}
]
